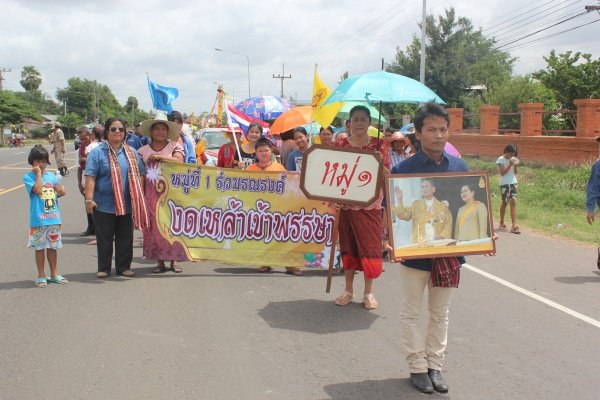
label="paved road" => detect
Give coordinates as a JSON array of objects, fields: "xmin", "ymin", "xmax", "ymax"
[{"xmin": 1, "ymin": 145, "xmax": 598, "ymax": 400}]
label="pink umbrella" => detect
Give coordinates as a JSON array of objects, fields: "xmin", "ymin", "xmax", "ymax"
[{"xmin": 445, "ymin": 142, "xmax": 461, "ymax": 158}]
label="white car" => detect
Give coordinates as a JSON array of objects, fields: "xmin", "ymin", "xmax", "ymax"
[{"xmin": 195, "ymin": 128, "xmax": 230, "ymax": 166}]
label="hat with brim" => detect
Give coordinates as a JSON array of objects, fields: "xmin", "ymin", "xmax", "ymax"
[
  {"xmin": 391, "ymin": 131, "xmax": 408, "ymax": 145},
  {"xmin": 224, "ymin": 126, "xmax": 244, "ymax": 135},
  {"xmin": 140, "ymin": 112, "xmax": 180, "ymax": 141}
]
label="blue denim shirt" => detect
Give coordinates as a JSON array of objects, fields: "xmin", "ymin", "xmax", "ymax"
[
  {"xmin": 586, "ymin": 160, "xmax": 600, "ymax": 213},
  {"xmin": 391, "ymin": 150, "xmax": 468, "ymax": 271},
  {"xmin": 84, "ymin": 142, "xmax": 145, "ymax": 214},
  {"xmin": 125, "ymin": 133, "xmax": 143, "ymax": 150}
]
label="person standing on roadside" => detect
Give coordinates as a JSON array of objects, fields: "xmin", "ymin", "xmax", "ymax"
[
  {"xmin": 84, "ymin": 117, "xmax": 148, "ymax": 279},
  {"xmin": 23, "ymin": 145, "xmax": 68, "ymax": 287},
  {"xmin": 168, "ymin": 111, "xmax": 197, "ymax": 164},
  {"xmin": 51, "ymin": 122, "xmax": 68, "ymax": 176},
  {"xmin": 585, "ymin": 150, "xmax": 600, "ymax": 269},
  {"xmin": 497, "ymin": 144, "xmax": 520, "ymax": 234},
  {"xmin": 391, "ymin": 102, "xmax": 469, "ymax": 395},
  {"xmin": 76, "ymin": 126, "xmax": 95, "ymax": 238}
]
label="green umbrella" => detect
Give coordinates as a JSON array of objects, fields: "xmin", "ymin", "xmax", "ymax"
[{"xmin": 337, "ymin": 101, "xmax": 386, "ymax": 123}]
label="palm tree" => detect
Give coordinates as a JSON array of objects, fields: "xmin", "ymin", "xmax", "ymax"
[{"xmin": 20, "ymin": 66, "xmax": 42, "ymax": 91}]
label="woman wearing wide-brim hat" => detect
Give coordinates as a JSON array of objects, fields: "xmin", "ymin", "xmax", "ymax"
[
  {"xmin": 217, "ymin": 126, "xmax": 244, "ymax": 168},
  {"xmin": 137, "ymin": 114, "xmax": 188, "ymax": 273}
]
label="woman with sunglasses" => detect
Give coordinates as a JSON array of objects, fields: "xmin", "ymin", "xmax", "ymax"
[{"xmin": 84, "ymin": 117, "xmax": 148, "ymax": 279}]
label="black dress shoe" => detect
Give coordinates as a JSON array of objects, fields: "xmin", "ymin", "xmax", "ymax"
[
  {"xmin": 428, "ymin": 369, "xmax": 449, "ymax": 393},
  {"xmin": 410, "ymin": 373, "xmax": 434, "ymax": 394}
]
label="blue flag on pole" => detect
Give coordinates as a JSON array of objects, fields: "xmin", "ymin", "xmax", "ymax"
[{"xmin": 147, "ymin": 77, "xmax": 179, "ymax": 113}]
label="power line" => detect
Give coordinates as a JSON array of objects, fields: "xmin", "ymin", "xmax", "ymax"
[
  {"xmin": 492, "ymin": 1, "xmax": 586, "ymax": 44},
  {"xmin": 486, "ymin": 0, "xmax": 584, "ymax": 37},
  {"xmin": 501, "ymin": 18, "xmax": 600, "ymax": 52},
  {"xmin": 482, "ymin": 0, "xmax": 562, "ymax": 33},
  {"xmin": 494, "ymin": 11, "xmax": 588, "ymax": 50}
]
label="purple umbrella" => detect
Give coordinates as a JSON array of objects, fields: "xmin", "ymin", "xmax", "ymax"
[
  {"xmin": 445, "ymin": 142, "xmax": 461, "ymax": 158},
  {"xmin": 235, "ymin": 96, "xmax": 293, "ymax": 121}
]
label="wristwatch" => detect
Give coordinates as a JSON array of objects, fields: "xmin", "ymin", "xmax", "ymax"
[{"xmin": 85, "ymin": 199, "xmax": 94, "ymax": 204}]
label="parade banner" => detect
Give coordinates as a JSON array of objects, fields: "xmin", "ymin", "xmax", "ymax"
[{"xmin": 154, "ymin": 163, "xmax": 336, "ymax": 267}]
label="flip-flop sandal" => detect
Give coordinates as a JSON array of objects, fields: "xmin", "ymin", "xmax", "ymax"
[
  {"xmin": 170, "ymin": 264, "xmax": 182, "ymax": 273},
  {"xmin": 257, "ymin": 266, "xmax": 273, "ymax": 273},
  {"xmin": 498, "ymin": 224, "xmax": 508, "ymax": 232},
  {"xmin": 363, "ymin": 293, "xmax": 378, "ymax": 309},
  {"xmin": 334, "ymin": 291, "xmax": 354, "ymax": 306},
  {"xmin": 35, "ymin": 277, "xmax": 47, "ymax": 288},
  {"xmin": 152, "ymin": 265, "xmax": 167, "ymax": 273},
  {"xmin": 510, "ymin": 226, "xmax": 521, "ymax": 234},
  {"xmin": 47, "ymin": 275, "xmax": 69, "ymax": 284},
  {"xmin": 286, "ymin": 269, "xmax": 304, "ymax": 276}
]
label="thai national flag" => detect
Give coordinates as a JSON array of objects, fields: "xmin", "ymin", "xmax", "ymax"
[
  {"xmin": 225, "ymin": 103, "xmax": 270, "ymax": 136},
  {"xmin": 224, "ymin": 101, "xmax": 277, "ymax": 146}
]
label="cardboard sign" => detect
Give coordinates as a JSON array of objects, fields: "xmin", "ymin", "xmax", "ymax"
[{"xmin": 300, "ymin": 145, "xmax": 383, "ymax": 206}]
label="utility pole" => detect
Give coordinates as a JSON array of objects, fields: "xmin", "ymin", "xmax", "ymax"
[
  {"xmin": 419, "ymin": 0, "xmax": 427, "ymax": 84},
  {"xmin": 272, "ymin": 64, "xmax": 292, "ymax": 98},
  {"xmin": 0, "ymin": 67, "xmax": 11, "ymax": 90}
]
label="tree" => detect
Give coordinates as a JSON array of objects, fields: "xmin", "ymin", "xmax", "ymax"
[
  {"xmin": 387, "ymin": 7, "xmax": 514, "ymax": 108},
  {"xmin": 533, "ymin": 50, "xmax": 600, "ymax": 109},
  {"xmin": 0, "ymin": 91, "xmax": 39, "ymax": 126},
  {"xmin": 0, "ymin": 91, "xmax": 40, "ymax": 145},
  {"xmin": 338, "ymin": 71, "xmax": 349, "ymax": 84},
  {"xmin": 57, "ymin": 112, "xmax": 85, "ymax": 139},
  {"xmin": 14, "ymin": 90, "xmax": 61, "ymax": 115},
  {"xmin": 56, "ymin": 78, "xmax": 124, "ymax": 123},
  {"xmin": 20, "ymin": 66, "xmax": 42, "ymax": 91},
  {"xmin": 485, "ymin": 76, "xmax": 565, "ymax": 132},
  {"xmin": 125, "ymin": 96, "xmax": 139, "ymax": 111}
]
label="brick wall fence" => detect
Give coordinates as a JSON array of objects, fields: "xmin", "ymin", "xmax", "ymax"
[{"xmin": 446, "ymin": 99, "xmax": 600, "ymax": 166}]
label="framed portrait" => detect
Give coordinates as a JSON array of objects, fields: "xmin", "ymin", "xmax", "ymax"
[{"xmin": 386, "ymin": 172, "xmax": 495, "ymax": 260}]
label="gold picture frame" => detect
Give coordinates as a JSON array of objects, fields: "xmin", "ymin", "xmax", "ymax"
[{"xmin": 386, "ymin": 172, "xmax": 496, "ymax": 260}]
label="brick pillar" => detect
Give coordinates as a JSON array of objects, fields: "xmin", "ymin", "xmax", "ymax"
[
  {"xmin": 479, "ymin": 106, "xmax": 500, "ymax": 135},
  {"xmin": 574, "ymin": 99, "xmax": 600, "ymax": 138},
  {"xmin": 519, "ymin": 103, "xmax": 543, "ymax": 136},
  {"xmin": 447, "ymin": 108, "xmax": 463, "ymax": 134}
]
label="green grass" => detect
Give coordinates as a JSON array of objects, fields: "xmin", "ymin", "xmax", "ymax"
[{"xmin": 465, "ymin": 156, "xmax": 599, "ymax": 245}]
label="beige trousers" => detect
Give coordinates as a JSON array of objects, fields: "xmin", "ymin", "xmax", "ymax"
[
  {"xmin": 54, "ymin": 150, "xmax": 66, "ymax": 169},
  {"xmin": 399, "ymin": 265, "xmax": 455, "ymax": 373}
]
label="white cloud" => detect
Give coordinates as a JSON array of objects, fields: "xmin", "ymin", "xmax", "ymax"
[{"xmin": 1, "ymin": 0, "xmax": 598, "ymax": 118}]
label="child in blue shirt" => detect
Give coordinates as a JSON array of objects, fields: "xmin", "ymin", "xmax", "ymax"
[{"xmin": 23, "ymin": 145, "xmax": 68, "ymax": 287}]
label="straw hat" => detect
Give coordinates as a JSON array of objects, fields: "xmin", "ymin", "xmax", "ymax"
[
  {"xmin": 140, "ymin": 112, "xmax": 180, "ymax": 140},
  {"xmin": 224, "ymin": 126, "xmax": 244, "ymax": 135},
  {"xmin": 391, "ymin": 131, "xmax": 408, "ymax": 145}
]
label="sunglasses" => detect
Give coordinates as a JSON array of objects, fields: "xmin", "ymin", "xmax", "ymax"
[{"xmin": 109, "ymin": 127, "xmax": 125, "ymax": 133}]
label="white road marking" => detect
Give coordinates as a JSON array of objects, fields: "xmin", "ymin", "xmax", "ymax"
[
  {"xmin": 0, "ymin": 184, "xmax": 24, "ymax": 196},
  {"xmin": 463, "ymin": 263, "xmax": 600, "ymax": 329}
]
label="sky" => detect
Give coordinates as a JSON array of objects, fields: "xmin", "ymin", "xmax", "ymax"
[{"xmin": 1, "ymin": 0, "xmax": 599, "ymax": 117}]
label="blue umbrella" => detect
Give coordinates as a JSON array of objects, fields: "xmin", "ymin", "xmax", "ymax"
[
  {"xmin": 235, "ymin": 96, "xmax": 293, "ymax": 121},
  {"xmin": 323, "ymin": 71, "xmax": 444, "ymax": 105}
]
